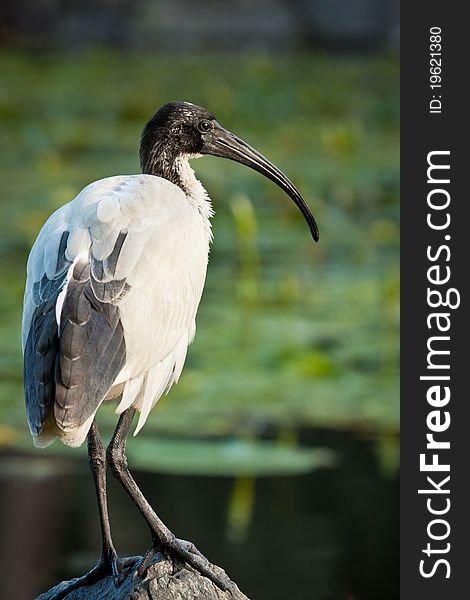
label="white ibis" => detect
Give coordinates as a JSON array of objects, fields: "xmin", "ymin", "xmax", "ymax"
[{"xmin": 22, "ymin": 101, "xmax": 319, "ymax": 593}]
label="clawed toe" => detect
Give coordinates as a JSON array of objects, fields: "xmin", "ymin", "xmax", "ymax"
[
  {"xmin": 97, "ymin": 549, "xmax": 123, "ymax": 587},
  {"xmin": 132, "ymin": 544, "xmax": 160, "ymax": 581},
  {"xmin": 132, "ymin": 537, "xmax": 233, "ymax": 593},
  {"xmin": 48, "ymin": 553, "xmax": 125, "ymax": 600},
  {"xmin": 175, "ymin": 537, "xmax": 207, "ymax": 560},
  {"xmin": 110, "ymin": 557, "xmax": 123, "ymax": 588},
  {"xmin": 165, "ymin": 537, "xmax": 234, "ymax": 592}
]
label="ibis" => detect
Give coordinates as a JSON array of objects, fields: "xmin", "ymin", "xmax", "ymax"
[{"xmin": 22, "ymin": 101, "xmax": 318, "ymax": 592}]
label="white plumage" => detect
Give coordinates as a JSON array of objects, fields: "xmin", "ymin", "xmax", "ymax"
[{"xmin": 23, "ymin": 171, "xmax": 213, "ymax": 447}]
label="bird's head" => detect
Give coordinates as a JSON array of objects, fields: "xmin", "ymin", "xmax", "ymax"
[{"xmin": 140, "ymin": 101, "xmax": 319, "ymax": 242}]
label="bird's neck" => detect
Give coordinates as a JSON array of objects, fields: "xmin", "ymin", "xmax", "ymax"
[{"xmin": 144, "ymin": 153, "xmax": 214, "ymax": 228}]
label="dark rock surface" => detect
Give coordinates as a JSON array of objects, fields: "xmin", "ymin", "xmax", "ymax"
[{"xmin": 38, "ymin": 554, "xmax": 250, "ymax": 600}]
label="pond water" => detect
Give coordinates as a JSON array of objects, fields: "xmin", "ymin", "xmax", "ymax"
[{"xmin": 0, "ymin": 428, "xmax": 398, "ymax": 600}]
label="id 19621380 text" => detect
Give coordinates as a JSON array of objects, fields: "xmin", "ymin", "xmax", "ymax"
[{"xmin": 429, "ymin": 26, "xmax": 443, "ymax": 114}]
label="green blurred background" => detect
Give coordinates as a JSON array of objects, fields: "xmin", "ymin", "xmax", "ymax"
[{"xmin": 0, "ymin": 2, "xmax": 399, "ymax": 599}]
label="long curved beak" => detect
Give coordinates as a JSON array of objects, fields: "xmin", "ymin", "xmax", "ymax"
[{"xmin": 201, "ymin": 124, "xmax": 319, "ymax": 242}]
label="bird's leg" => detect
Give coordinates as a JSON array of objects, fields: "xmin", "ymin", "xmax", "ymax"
[
  {"xmin": 87, "ymin": 419, "xmax": 120, "ymax": 585},
  {"xmin": 107, "ymin": 408, "xmax": 235, "ymax": 593},
  {"xmin": 44, "ymin": 421, "xmax": 138, "ymax": 600}
]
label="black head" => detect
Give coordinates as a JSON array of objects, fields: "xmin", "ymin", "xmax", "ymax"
[
  {"xmin": 140, "ymin": 101, "xmax": 319, "ymax": 242},
  {"xmin": 140, "ymin": 101, "xmax": 215, "ymax": 168}
]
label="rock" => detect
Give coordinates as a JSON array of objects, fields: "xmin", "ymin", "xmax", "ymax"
[{"xmin": 37, "ymin": 554, "xmax": 250, "ymax": 600}]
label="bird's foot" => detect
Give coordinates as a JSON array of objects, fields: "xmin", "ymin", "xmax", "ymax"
[
  {"xmin": 98, "ymin": 546, "xmax": 124, "ymax": 587},
  {"xmin": 47, "ymin": 551, "xmax": 137, "ymax": 600},
  {"xmin": 134, "ymin": 537, "xmax": 235, "ymax": 593}
]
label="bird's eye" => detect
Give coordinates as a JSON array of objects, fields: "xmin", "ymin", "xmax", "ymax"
[{"xmin": 198, "ymin": 120, "xmax": 212, "ymax": 133}]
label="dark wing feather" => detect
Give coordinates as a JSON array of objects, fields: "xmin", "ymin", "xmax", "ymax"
[
  {"xmin": 24, "ymin": 274, "xmax": 66, "ymax": 436},
  {"xmin": 24, "ymin": 228, "xmax": 128, "ymax": 439},
  {"xmin": 54, "ymin": 258, "xmax": 126, "ymax": 431},
  {"xmin": 24, "ymin": 231, "xmax": 70, "ymax": 435},
  {"xmin": 90, "ymin": 231, "xmax": 130, "ymax": 302}
]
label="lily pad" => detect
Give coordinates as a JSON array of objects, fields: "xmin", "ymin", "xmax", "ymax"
[{"xmin": 126, "ymin": 437, "xmax": 335, "ymax": 477}]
